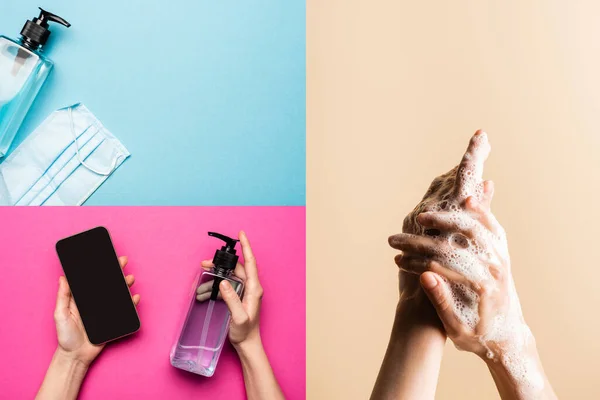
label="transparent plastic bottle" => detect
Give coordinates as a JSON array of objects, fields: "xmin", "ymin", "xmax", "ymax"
[
  {"xmin": 0, "ymin": 8, "xmax": 70, "ymax": 157},
  {"xmin": 170, "ymin": 232, "xmax": 244, "ymax": 377}
]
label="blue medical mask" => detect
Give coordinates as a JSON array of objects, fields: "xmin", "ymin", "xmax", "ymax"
[{"xmin": 0, "ymin": 103, "xmax": 130, "ymax": 205}]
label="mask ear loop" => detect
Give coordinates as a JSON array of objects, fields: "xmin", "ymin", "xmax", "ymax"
[{"xmin": 69, "ymin": 106, "xmax": 121, "ymax": 176}]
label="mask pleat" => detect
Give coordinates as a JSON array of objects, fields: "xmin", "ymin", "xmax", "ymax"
[
  {"xmin": 26, "ymin": 134, "xmax": 106, "ymax": 206},
  {"xmin": 0, "ymin": 103, "xmax": 130, "ymax": 206},
  {"xmin": 15, "ymin": 125, "xmax": 100, "ymax": 205}
]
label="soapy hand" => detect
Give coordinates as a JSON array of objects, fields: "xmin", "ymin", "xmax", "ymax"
[
  {"xmin": 200, "ymin": 231, "xmax": 264, "ymax": 347},
  {"xmin": 393, "ymin": 131, "xmax": 492, "ymax": 327},
  {"xmin": 390, "ymin": 132, "xmax": 548, "ymax": 397},
  {"xmin": 53, "ymin": 256, "xmax": 140, "ymax": 366},
  {"xmin": 390, "ymin": 131, "xmax": 528, "ymax": 357},
  {"xmin": 391, "ymin": 195, "xmax": 527, "ymax": 359}
]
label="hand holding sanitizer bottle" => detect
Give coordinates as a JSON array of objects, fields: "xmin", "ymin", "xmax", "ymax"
[
  {"xmin": 0, "ymin": 7, "xmax": 70, "ymax": 157},
  {"xmin": 170, "ymin": 232, "xmax": 245, "ymax": 377}
]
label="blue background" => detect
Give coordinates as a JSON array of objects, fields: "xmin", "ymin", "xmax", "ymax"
[{"xmin": 2, "ymin": 1, "xmax": 305, "ymax": 205}]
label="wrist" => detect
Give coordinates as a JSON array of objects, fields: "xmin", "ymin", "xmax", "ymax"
[
  {"xmin": 483, "ymin": 337, "xmax": 550, "ymax": 399},
  {"xmin": 36, "ymin": 348, "xmax": 89, "ymax": 400},
  {"xmin": 390, "ymin": 306, "xmax": 446, "ymax": 350},
  {"xmin": 395, "ymin": 295, "xmax": 445, "ymax": 336},
  {"xmin": 233, "ymin": 334, "xmax": 264, "ymax": 359},
  {"xmin": 371, "ymin": 300, "xmax": 447, "ymax": 400},
  {"xmin": 55, "ymin": 347, "xmax": 92, "ymax": 371}
]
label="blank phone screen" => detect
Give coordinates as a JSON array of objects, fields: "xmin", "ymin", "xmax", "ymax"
[{"xmin": 55, "ymin": 226, "xmax": 140, "ymax": 345}]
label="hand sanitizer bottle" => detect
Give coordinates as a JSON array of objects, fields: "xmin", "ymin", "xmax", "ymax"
[
  {"xmin": 170, "ymin": 232, "xmax": 244, "ymax": 377},
  {"xmin": 0, "ymin": 8, "xmax": 70, "ymax": 157}
]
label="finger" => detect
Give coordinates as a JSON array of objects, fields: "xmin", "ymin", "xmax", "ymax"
[
  {"xmin": 239, "ymin": 231, "xmax": 263, "ymax": 309},
  {"xmin": 465, "ymin": 196, "xmax": 502, "ymax": 234},
  {"xmin": 417, "ymin": 212, "xmax": 477, "ymax": 239},
  {"xmin": 195, "ymin": 280, "xmax": 223, "ymax": 301},
  {"xmin": 420, "ymin": 272, "xmax": 463, "ymax": 336},
  {"xmin": 454, "ymin": 130, "xmax": 491, "ymax": 197},
  {"xmin": 428, "ymin": 260, "xmax": 479, "ymax": 291},
  {"xmin": 234, "ymin": 262, "xmax": 247, "ymax": 281},
  {"xmin": 243, "ymin": 279, "xmax": 264, "ymax": 312},
  {"xmin": 388, "ymin": 233, "xmax": 439, "ymax": 256},
  {"xmin": 132, "ymin": 294, "xmax": 140, "ymax": 306},
  {"xmin": 239, "ymin": 231, "xmax": 258, "ymax": 281},
  {"xmin": 397, "ymin": 255, "xmax": 478, "ymax": 290},
  {"xmin": 125, "ymin": 274, "xmax": 135, "ymax": 287},
  {"xmin": 119, "ymin": 256, "xmax": 128, "ymax": 269},
  {"xmin": 394, "ymin": 253, "xmax": 404, "ymax": 267},
  {"xmin": 55, "ymin": 276, "xmax": 72, "ymax": 319},
  {"xmin": 395, "ymin": 253, "xmax": 430, "ymax": 274},
  {"xmin": 196, "ymin": 280, "xmax": 215, "ymax": 295},
  {"xmin": 196, "ymin": 291, "xmax": 214, "ymax": 302},
  {"xmin": 480, "ymin": 180, "xmax": 495, "ymax": 210},
  {"xmin": 201, "ymin": 259, "xmax": 214, "ymax": 269},
  {"xmin": 219, "ymin": 280, "xmax": 248, "ymax": 326}
]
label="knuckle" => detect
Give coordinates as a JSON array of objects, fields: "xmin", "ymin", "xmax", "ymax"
[
  {"xmin": 255, "ymin": 285, "xmax": 264, "ymax": 299},
  {"xmin": 402, "ymin": 215, "xmax": 415, "ymax": 233},
  {"xmin": 53, "ymin": 311, "xmax": 63, "ymax": 322},
  {"xmin": 434, "ymin": 288, "xmax": 451, "ymax": 311},
  {"xmin": 400, "ymin": 259, "xmax": 421, "ymax": 274},
  {"xmin": 422, "ymin": 259, "xmax": 435, "ymax": 273},
  {"xmin": 235, "ymin": 314, "xmax": 249, "ymax": 326},
  {"xmin": 478, "ymin": 281, "xmax": 494, "ymax": 297},
  {"xmin": 488, "ymin": 264, "xmax": 503, "ymax": 281},
  {"xmin": 466, "ymin": 223, "xmax": 478, "ymax": 238}
]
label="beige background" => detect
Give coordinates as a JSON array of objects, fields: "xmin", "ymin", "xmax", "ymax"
[{"xmin": 307, "ymin": 1, "xmax": 600, "ymax": 399}]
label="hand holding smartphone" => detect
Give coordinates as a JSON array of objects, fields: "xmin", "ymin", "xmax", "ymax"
[{"xmin": 55, "ymin": 227, "xmax": 141, "ymax": 345}]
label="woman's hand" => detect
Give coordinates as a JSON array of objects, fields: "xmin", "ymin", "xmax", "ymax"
[
  {"xmin": 394, "ymin": 131, "xmax": 491, "ymax": 328},
  {"xmin": 390, "ymin": 131, "xmax": 528, "ymax": 360},
  {"xmin": 201, "ymin": 231, "xmax": 283, "ymax": 400},
  {"xmin": 391, "ymin": 195, "xmax": 527, "ymax": 359},
  {"xmin": 200, "ymin": 231, "xmax": 263, "ymax": 348},
  {"xmin": 391, "ymin": 196, "xmax": 558, "ymax": 399},
  {"xmin": 37, "ymin": 256, "xmax": 140, "ymax": 400},
  {"xmin": 390, "ymin": 131, "xmax": 556, "ymax": 399},
  {"xmin": 370, "ymin": 134, "xmax": 491, "ymax": 400},
  {"xmin": 54, "ymin": 256, "xmax": 140, "ymax": 366}
]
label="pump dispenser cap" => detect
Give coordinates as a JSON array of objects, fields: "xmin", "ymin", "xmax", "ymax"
[
  {"xmin": 20, "ymin": 8, "xmax": 70, "ymax": 50},
  {"xmin": 208, "ymin": 232, "xmax": 240, "ymax": 271}
]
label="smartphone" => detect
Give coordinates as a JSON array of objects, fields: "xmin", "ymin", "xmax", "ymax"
[{"xmin": 55, "ymin": 226, "xmax": 140, "ymax": 345}]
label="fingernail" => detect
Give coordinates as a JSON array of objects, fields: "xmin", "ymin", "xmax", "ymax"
[
  {"xmin": 220, "ymin": 280, "xmax": 231, "ymax": 291},
  {"xmin": 420, "ymin": 273, "xmax": 438, "ymax": 289}
]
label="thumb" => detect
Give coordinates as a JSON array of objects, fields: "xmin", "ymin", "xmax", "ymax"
[
  {"xmin": 219, "ymin": 281, "xmax": 248, "ymax": 326},
  {"xmin": 420, "ymin": 272, "xmax": 462, "ymax": 336},
  {"xmin": 54, "ymin": 276, "xmax": 71, "ymax": 320}
]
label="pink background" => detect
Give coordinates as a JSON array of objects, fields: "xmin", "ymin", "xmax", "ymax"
[{"xmin": 0, "ymin": 207, "xmax": 305, "ymax": 399}]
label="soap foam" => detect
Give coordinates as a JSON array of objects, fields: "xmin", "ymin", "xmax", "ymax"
[{"xmin": 403, "ymin": 133, "xmax": 543, "ymax": 397}]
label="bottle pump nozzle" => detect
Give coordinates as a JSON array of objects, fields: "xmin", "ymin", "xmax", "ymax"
[
  {"xmin": 208, "ymin": 232, "xmax": 240, "ymax": 300},
  {"xmin": 20, "ymin": 8, "xmax": 71, "ymax": 50}
]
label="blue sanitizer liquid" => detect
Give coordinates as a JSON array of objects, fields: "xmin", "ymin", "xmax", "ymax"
[{"xmin": 0, "ymin": 35, "xmax": 53, "ymax": 157}]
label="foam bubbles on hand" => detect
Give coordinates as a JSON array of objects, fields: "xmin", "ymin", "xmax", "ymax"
[{"xmin": 405, "ymin": 132, "xmax": 544, "ymax": 397}]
